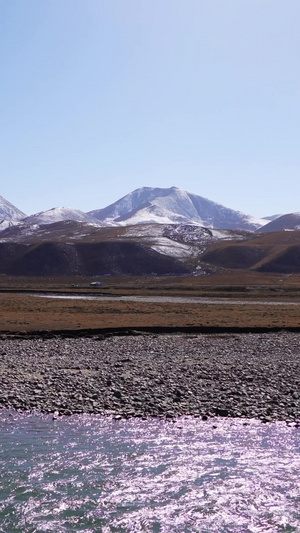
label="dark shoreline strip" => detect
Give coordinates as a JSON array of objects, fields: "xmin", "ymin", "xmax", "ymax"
[{"xmin": 1, "ymin": 325, "xmax": 300, "ymax": 340}]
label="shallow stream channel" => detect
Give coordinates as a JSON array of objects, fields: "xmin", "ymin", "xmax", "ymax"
[
  {"xmin": 32, "ymin": 293, "xmax": 300, "ymax": 306},
  {"xmin": 1, "ymin": 411, "xmax": 299, "ymax": 532}
]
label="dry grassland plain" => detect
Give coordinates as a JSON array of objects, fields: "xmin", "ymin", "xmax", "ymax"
[{"xmin": 1, "ymin": 272, "xmax": 300, "ymax": 332}]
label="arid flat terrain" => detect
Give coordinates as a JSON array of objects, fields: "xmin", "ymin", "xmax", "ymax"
[{"xmin": 1, "ymin": 273, "xmax": 300, "ymax": 333}]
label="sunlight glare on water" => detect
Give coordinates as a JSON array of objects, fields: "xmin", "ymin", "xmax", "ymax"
[{"xmin": 0, "ymin": 411, "xmax": 299, "ymax": 532}]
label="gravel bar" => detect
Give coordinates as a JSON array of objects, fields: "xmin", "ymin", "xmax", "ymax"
[{"xmin": 0, "ymin": 333, "xmax": 300, "ymax": 422}]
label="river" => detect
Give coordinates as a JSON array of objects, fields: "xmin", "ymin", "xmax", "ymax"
[
  {"xmin": 32, "ymin": 293, "xmax": 300, "ymax": 306},
  {"xmin": 1, "ymin": 410, "xmax": 299, "ymax": 532}
]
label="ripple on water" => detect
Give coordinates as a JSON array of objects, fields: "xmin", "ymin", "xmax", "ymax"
[{"xmin": 0, "ymin": 410, "xmax": 299, "ymax": 532}]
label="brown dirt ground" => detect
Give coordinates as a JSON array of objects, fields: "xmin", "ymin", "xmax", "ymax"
[
  {"xmin": 0, "ymin": 273, "xmax": 300, "ymax": 332},
  {"xmin": 1, "ymin": 270, "xmax": 300, "ymax": 290},
  {"xmin": 1, "ymin": 291, "xmax": 300, "ymax": 331}
]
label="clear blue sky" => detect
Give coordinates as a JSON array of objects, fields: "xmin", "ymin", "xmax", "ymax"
[{"xmin": 1, "ymin": 0, "xmax": 300, "ymax": 217}]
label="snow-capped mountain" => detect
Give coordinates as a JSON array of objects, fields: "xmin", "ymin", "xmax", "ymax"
[
  {"xmin": 23, "ymin": 207, "xmax": 102, "ymax": 226},
  {"xmin": 258, "ymin": 213, "xmax": 300, "ymax": 233},
  {"xmin": 0, "ymin": 195, "xmax": 27, "ymax": 221},
  {"xmin": 88, "ymin": 186, "xmax": 266, "ymax": 231}
]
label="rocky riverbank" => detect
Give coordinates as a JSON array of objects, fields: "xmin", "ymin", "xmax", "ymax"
[{"xmin": 0, "ymin": 333, "xmax": 299, "ymax": 422}]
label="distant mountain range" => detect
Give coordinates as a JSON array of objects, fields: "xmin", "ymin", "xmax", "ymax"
[
  {"xmin": 1, "ymin": 185, "xmax": 300, "ymax": 276},
  {"xmin": 1, "ymin": 187, "xmax": 268, "ymax": 231},
  {"xmin": 1, "ymin": 217, "xmax": 300, "ymax": 276},
  {"xmin": 0, "ymin": 220, "xmax": 251, "ymax": 277},
  {"xmin": 0, "ymin": 187, "xmax": 300, "ymax": 257}
]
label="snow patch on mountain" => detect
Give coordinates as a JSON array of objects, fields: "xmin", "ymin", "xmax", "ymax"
[
  {"xmin": 23, "ymin": 207, "xmax": 103, "ymax": 225},
  {"xmin": 0, "ymin": 220, "xmax": 17, "ymax": 231},
  {"xmin": 151, "ymin": 239, "xmax": 194, "ymax": 258},
  {"xmin": 123, "ymin": 224, "xmax": 197, "ymax": 257},
  {"xmin": 121, "ymin": 223, "xmax": 250, "ymax": 258},
  {"xmin": 118, "ymin": 205, "xmax": 192, "ymax": 226},
  {"xmin": 0, "ymin": 195, "xmax": 27, "ymax": 221}
]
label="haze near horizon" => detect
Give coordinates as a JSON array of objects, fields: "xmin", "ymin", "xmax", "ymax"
[{"xmin": 1, "ymin": 0, "xmax": 300, "ymax": 218}]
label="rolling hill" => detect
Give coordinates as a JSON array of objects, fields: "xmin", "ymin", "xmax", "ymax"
[{"xmin": 201, "ymin": 231, "xmax": 300, "ymax": 273}]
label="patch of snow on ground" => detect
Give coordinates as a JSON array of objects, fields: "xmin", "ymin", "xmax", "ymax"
[
  {"xmin": 209, "ymin": 229, "xmax": 249, "ymax": 241},
  {"xmin": 118, "ymin": 207, "xmax": 185, "ymax": 226},
  {"xmin": 151, "ymin": 238, "xmax": 195, "ymax": 258},
  {"xmin": 0, "ymin": 220, "xmax": 17, "ymax": 232},
  {"xmin": 210, "ymin": 229, "xmax": 232, "ymax": 239}
]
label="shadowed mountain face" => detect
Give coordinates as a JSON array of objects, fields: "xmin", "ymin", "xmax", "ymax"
[
  {"xmin": 0, "ymin": 220, "xmax": 249, "ymax": 277},
  {"xmin": 201, "ymin": 245, "xmax": 268, "ymax": 270},
  {"xmin": 256, "ymin": 246, "xmax": 300, "ymax": 273},
  {"xmin": 258, "ymin": 213, "xmax": 300, "ymax": 233},
  {"xmin": 201, "ymin": 231, "xmax": 300, "ymax": 274},
  {"xmin": 0, "ymin": 241, "xmax": 191, "ymax": 276},
  {"xmin": 88, "ymin": 186, "xmax": 266, "ymax": 231}
]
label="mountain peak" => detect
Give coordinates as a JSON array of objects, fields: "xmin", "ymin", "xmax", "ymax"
[
  {"xmin": 0, "ymin": 195, "xmax": 27, "ymax": 221},
  {"xmin": 88, "ymin": 186, "xmax": 266, "ymax": 231},
  {"xmin": 23, "ymin": 206, "xmax": 102, "ymax": 225}
]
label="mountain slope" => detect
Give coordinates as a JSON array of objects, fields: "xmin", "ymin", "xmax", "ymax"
[
  {"xmin": 201, "ymin": 230, "xmax": 300, "ymax": 273},
  {"xmin": 262, "ymin": 214, "xmax": 282, "ymax": 222},
  {"xmin": 23, "ymin": 207, "xmax": 102, "ymax": 226},
  {"xmin": 0, "ymin": 220, "xmax": 250, "ymax": 276},
  {"xmin": 0, "ymin": 195, "xmax": 27, "ymax": 221},
  {"xmin": 88, "ymin": 186, "xmax": 266, "ymax": 231},
  {"xmin": 258, "ymin": 213, "xmax": 300, "ymax": 233},
  {"xmin": 0, "ymin": 220, "xmax": 249, "ymax": 259},
  {"xmin": 0, "ymin": 241, "xmax": 192, "ymax": 277}
]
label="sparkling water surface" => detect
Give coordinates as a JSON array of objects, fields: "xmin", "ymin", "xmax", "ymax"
[{"xmin": 0, "ymin": 410, "xmax": 299, "ymax": 532}]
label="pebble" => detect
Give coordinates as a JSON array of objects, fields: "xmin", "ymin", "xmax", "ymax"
[{"xmin": 0, "ymin": 332, "xmax": 299, "ymax": 422}]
